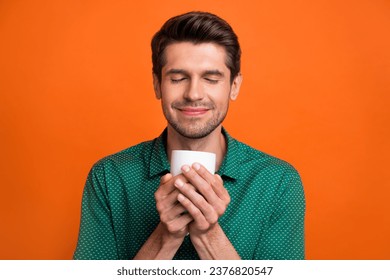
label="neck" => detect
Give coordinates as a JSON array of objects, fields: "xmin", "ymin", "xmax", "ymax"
[{"xmin": 166, "ymin": 125, "xmax": 227, "ymax": 171}]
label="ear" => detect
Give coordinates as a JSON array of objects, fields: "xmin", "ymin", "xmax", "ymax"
[
  {"xmin": 230, "ymin": 73, "xmax": 243, "ymax": 101},
  {"xmin": 153, "ymin": 74, "xmax": 162, "ymax": 100}
]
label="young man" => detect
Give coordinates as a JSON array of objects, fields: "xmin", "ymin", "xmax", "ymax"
[{"xmin": 73, "ymin": 11, "xmax": 305, "ymax": 260}]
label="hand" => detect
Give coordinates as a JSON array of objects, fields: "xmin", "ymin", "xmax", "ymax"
[
  {"xmin": 134, "ymin": 174, "xmax": 195, "ymax": 260},
  {"xmin": 154, "ymin": 173, "xmax": 194, "ymax": 240},
  {"xmin": 174, "ymin": 163, "xmax": 230, "ymax": 236}
]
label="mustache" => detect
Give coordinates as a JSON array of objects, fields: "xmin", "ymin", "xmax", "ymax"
[{"xmin": 172, "ymin": 101, "xmax": 214, "ymax": 109}]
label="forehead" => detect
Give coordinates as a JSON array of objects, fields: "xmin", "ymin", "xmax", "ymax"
[{"xmin": 162, "ymin": 42, "xmax": 228, "ymax": 73}]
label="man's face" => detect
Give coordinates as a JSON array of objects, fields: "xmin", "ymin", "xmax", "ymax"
[{"xmin": 154, "ymin": 42, "xmax": 242, "ymax": 139}]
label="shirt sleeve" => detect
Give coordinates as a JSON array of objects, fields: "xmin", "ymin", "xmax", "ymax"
[
  {"xmin": 254, "ymin": 169, "xmax": 306, "ymax": 259},
  {"xmin": 73, "ymin": 163, "xmax": 119, "ymax": 259}
]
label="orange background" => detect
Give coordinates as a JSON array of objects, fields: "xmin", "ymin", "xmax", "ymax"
[{"xmin": 0, "ymin": 0, "xmax": 389, "ymax": 259}]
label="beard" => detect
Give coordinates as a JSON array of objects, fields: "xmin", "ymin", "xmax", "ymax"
[{"xmin": 162, "ymin": 100, "xmax": 229, "ymax": 139}]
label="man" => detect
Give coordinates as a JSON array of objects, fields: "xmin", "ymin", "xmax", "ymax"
[{"xmin": 73, "ymin": 11, "xmax": 305, "ymax": 260}]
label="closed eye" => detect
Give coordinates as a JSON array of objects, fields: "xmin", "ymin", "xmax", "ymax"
[
  {"xmin": 171, "ymin": 78, "xmax": 187, "ymax": 84},
  {"xmin": 205, "ymin": 78, "xmax": 219, "ymax": 84}
]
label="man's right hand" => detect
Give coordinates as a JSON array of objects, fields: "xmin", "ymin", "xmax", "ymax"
[
  {"xmin": 133, "ymin": 173, "xmax": 193, "ymax": 259},
  {"xmin": 154, "ymin": 173, "xmax": 194, "ymax": 240}
]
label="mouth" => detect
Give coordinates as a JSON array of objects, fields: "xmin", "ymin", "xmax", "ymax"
[{"xmin": 177, "ymin": 107, "xmax": 210, "ymax": 116}]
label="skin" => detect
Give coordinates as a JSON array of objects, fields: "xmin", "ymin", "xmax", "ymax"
[{"xmin": 134, "ymin": 42, "xmax": 242, "ymax": 260}]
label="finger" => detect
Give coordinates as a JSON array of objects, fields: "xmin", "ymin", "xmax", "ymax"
[
  {"xmin": 191, "ymin": 165, "xmax": 229, "ymax": 202},
  {"xmin": 156, "ymin": 174, "xmax": 186, "ymax": 197},
  {"xmin": 175, "ymin": 179, "xmax": 217, "ymax": 224},
  {"xmin": 191, "ymin": 163, "xmax": 216, "ymax": 185},
  {"xmin": 180, "ymin": 164, "xmax": 221, "ymax": 206},
  {"xmin": 210, "ymin": 174, "xmax": 230, "ymax": 201},
  {"xmin": 156, "ymin": 181, "xmax": 198, "ymax": 215},
  {"xmin": 166, "ymin": 213, "xmax": 193, "ymax": 234},
  {"xmin": 177, "ymin": 193, "xmax": 217, "ymax": 230},
  {"xmin": 159, "ymin": 202, "xmax": 188, "ymax": 224},
  {"xmin": 155, "ymin": 174, "xmax": 175, "ymax": 198},
  {"xmin": 156, "ymin": 189, "xmax": 182, "ymax": 214},
  {"xmin": 160, "ymin": 173, "xmax": 173, "ymax": 184},
  {"xmin": 206, "ymin": 174, "xmax": 230, "ymax": 214},
  {"xmin": 161, "ymin": 183, "xmax": 196, "ymax": 205}
]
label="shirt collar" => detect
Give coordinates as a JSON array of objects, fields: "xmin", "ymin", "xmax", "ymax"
[
  {"xmin": 218, "ymin": 128, "xmax": 241, "ymax": 180},
  {"xmin": 148, "ymin": 128, "xmax": 170, "ymax": 178},
  {"xmin": 148, "ymin": 127, "xmax": 241, "ymax": 180}
]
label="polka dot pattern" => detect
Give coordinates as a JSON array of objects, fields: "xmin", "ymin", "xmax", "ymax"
[{"xmin": 73, "ymin": 128, "xmax": 305, "ymax": 260}]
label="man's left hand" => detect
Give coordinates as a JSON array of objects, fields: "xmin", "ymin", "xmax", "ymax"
[{"xmin": 173, "ymin": 163, "xmax": 230, "ymax": 236}]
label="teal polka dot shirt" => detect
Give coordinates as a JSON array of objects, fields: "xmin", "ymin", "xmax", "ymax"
[{"xmin": 73, "ymin": 128, "xmax": 305, "ymax": 259}]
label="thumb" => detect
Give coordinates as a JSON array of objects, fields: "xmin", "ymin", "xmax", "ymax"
[{"xmin": 160, "ymin": 173, "xmax": 173, "ymax": 184}]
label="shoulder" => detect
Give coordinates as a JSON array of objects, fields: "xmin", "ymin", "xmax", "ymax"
[
  {"xmin": 234, "ymin": 138, "xmax": 300, "ymax": 179},
  {"xmin": 88, "ymin": 138, "xmax": 156, "ymax": 176},
  {"xmin": 232, "ymin": 138, "xmax": 305, "ymax": 210}
]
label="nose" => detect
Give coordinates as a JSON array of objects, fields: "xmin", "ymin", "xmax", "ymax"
[{"xmin": 183, "ymin": 78, "xmax": 204, "ymax": 101}]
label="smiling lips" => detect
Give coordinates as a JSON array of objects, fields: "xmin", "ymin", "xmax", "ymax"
[{"xmin": 177, "ymin": 107, "xmax": 210, "ymax": 116}]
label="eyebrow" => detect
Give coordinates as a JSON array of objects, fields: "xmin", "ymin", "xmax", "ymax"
[
  {"xmin": 166, "ymin": 69, "xmax": 225, "ymax": 77},
  {"xmin": 166, "ymin": 69, "xmax": 188, "ymax": 75},
  {"xmin": 203, "ymin": 70, "xmax": 224, "ymax": 77}
]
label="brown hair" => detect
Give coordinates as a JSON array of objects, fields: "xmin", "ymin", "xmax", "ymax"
[{"xmin": 151, "ymin": 11, "xmax": 241, "ymax": 83}]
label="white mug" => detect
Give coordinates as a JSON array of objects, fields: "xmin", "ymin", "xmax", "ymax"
[{"xmin": 170, "ymin": 150, "xmax": 216, "ymax": 176}]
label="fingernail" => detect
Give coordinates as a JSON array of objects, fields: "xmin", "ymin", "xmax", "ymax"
[
  {"xmin": 182, "ymin": 165, "xmax": 190, "ymax": 172},
  {"xmin": 177, "ymin": 193, "xmax": 184, "ymax": 201},
  {"xmin": 193, "ymin": 163, "xmax": 200, "ymax": 170},
  {"xmin": 175, "ymin": 178, "xmax": 185, "ymax": 188}
]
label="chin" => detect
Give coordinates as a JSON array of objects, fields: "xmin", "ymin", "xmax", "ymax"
[{"xmin": 171, "ymin": 123, "xmax": 221, "ymax": 139}]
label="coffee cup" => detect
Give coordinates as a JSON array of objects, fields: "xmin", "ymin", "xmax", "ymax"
[{"xmin": 170, "ymin": 150, "xmax": 216, "ymax": 176}]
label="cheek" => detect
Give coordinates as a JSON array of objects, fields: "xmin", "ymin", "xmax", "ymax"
[
  {"xmin": 161, "ymin": 96, "xmax": 172, "ymax": 112},
  {"xmin": 208, "ymin": 86, "xmax": 231, "ymax": 105},
  {"xmin": 161, "ymin": 83, "xmax": 183, "ymax": 99},
  {"xmin": 160, "ymin": 90, "xmax": 178, "ymax": 112}
]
